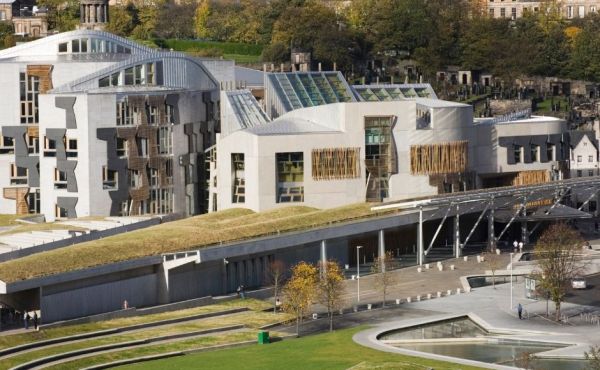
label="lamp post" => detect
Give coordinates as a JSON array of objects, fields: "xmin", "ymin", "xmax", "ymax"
[
  {"xmin": 510, "ymin": 252, "xmax": 514, "ymax": 311},
  {"xmin": 356, "ymin": 246, "xmax": 363, "ymax": 302}
]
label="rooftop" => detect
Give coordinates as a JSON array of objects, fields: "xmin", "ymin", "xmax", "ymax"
[
  {"xmin": 352, "ymin": 83, "xmax": 438, "ymax": 101},
  {"xmin": 0, "ymin": 203, "xmax": 395, "ymax": 284},
  {"xmin": 245, "ymin": 116, "xmax": 339, "ymax": 136}
]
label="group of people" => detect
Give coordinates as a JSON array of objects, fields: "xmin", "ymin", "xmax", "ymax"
[
  {"xmin": 23, "ymin": 311, "xmax": 39, "ymax": 330},
  {"xmin": 512, "ymin": 240, "xmax": 524, "ymax": 253}
]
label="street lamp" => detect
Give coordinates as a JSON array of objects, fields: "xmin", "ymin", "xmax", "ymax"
[
  {"xmin": 510, "ymin": 252, "xmax": 514, "ymax": 311},
  {"xmin": 356, "ymin": 246, "xmax": 363, "ymax": 302}
]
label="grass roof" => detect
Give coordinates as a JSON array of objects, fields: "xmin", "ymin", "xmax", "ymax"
[{"xmin": 0, "ymin": 203, "xmax": 396, "ymax": 284}]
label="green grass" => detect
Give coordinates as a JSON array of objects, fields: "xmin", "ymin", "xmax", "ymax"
[
  {"xmin": 0, "ymin": 203, "xmax": 397, "ymax": 283},
  {"xmin": 154, "ymin": 39, "xmax": 263, "ymax": 56},
  {"xmin": 46, "ymin": 330, "xmax": 265, "ymax": 370},
  {"xmin": 535, "ymin": 97, "xmax": 569, "ymax": 113},
  {"xmin": 1, "ymin": 309, "xmax": 289, "ymax": 370},
  {"xmin": 0, "ymin": 299, "xmax": 270, "ymax": 351},
  {"xmin": 223, "ymin": 53, "xmax": 262, "ymax": 64},
  {"xmin": 0, "ymin": 214, "xmax": 23, "ymax": 227},
  {"xmin": 117, "ymin": 327, "xmax": 484, "ymax": 370}
]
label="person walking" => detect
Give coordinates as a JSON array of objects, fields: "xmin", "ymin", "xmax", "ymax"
[
  {"xmin": 33, "ymin": 312, "xmax": 38, "ymax": 330},
  {"xmin": 517, "ymin": 303, "xmax": 523, "ymax": 320},
  {"xmin": 23, "ymin": 311, "xmax": 29, "ymax": 330},
  {"xmin": 518, "ymin": 241, "xmax": 524, "ymax": 253},
  {"xmin": 513, "ymin": 240, "xmax": 518, "ymax": 253}
]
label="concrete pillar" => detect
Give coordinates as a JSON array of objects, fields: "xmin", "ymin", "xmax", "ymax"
[
  {"xmin": 417, "ymin": 208, "xmax": 424, "ymax": 266},
  {"xmin": 488, "ymin": 208, "xmax": 496, "ymax": 252},
  {"xmin": 454, "ymin": 206, "xmax": 461, "ymax": 258},
  {"xmin": 320, "ymin": 240, "xmax": 327, "ymax": 276},
  {"xmin": 157, "ymin": 263, "xmax": 170, "ymax": 304},
  {"xmin": 378, "ymin": 229, "xmax": 385, "ymax": 272},
  {"xmin": 221, "ymin": 259, "xmax": 228, "ymax": 294},
  {"xmin": 521, "ymin": 221, "xmax": 529, "ymax": 245}
]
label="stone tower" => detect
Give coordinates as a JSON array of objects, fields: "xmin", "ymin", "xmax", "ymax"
[{"xmin": 78, "ymin": 0, "xmax": 108, "ymax": 30}]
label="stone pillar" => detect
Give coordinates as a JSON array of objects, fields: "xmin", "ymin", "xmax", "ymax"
[
  {"xmin": 488, "ymin": 208, "xmax": 496, "ymax": 252},
  {"xmin": 454, "ymin": 208, "xmax": 461, "ymax": 258},
  {"xmin": 320, "ymin": 240, "xmax": 327, "ymax": 276},
  {"xmin": 521, "ymin": 221, "xmax": 529, "ymax": 245},
  {"xmin": 378, "ymin": 229, "xmax": 385, "ymax": 272}
]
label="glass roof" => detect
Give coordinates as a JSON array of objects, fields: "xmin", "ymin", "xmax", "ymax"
[{"xmin": 352, "ymin": 84, "xmax": 438, "ymax": 102}]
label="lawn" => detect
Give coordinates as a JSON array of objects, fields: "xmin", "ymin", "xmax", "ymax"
[
  {"xmin": 0, "ymin": 299, "xmax": 271, "ymax": 351},
  {"xmin": 535, "ymin": 97, "xmax": 569, "ymax": 113},
  {"xmin": 223, "ymin": 53, "xmax": 262, "ymax": 64},
  {"xmin": 0, "ymin": 203, "xmax": 398, "ymax": 283},
  {"xmin": 154, "ymin": 39, "xmax": 263, "ymax": 56},
  {"xmin": 0, "ymin": 214, "xmax": 23, "ymax": 227},
  {"xmin": 117, "ymin": 327, "xmax": 484, "ymax": 370},
  {"xmin": 1, "ymin": 308, "xmax": 289, "ymax": 370}
]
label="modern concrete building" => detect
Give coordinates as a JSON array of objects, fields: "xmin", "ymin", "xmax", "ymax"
[
  {"xmin": 211, "ymin": 72, "xmax": 570, "ymax": 213},
  {"xmin": 0, "ymin": 30, "xmax": 220, "ymax": 221}
]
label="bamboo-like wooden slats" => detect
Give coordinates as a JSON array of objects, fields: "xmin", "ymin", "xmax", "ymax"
[
  {"xmin": 26, "ymin": 65, "xmax": 53, "ymax": 93},
  {"xmin": 3, "ymin": 187, "xmax": 29, "ymax": 214},
  {"xmin": 410, "ymin": 141, "xmax": 468, "ymax": 175},
  {"xmin": 511, "ymin": 170, "xmax": 549, "ymax": 186},
  {"xmin": 312, "ymin": 147, "xmax": 360, "ymax": 180}
]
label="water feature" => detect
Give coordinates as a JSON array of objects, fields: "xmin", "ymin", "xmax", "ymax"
[{"xmin": 378, "ymin": 317, "xmax": 590, "ymax": 369}]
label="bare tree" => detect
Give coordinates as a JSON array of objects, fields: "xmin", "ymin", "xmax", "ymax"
[
  {"xmin": 266, "ymin": 260, "xmax": 286, "ymax": 313},
  {"xmin": 485, "ymin": 252, "xmax": 504, "ymax": 289},
  {"xmin": 282, "ymin": 262, "xmax": 318, "ymax": 337},
  {"xmin": 584, "ymin": 345, "xmax": 600, "ymax": 370},
  {"xmin": 534, "ymin": 223, "xmax": 584, "ymax": 321},
  {"xmin": 371, "ymin": 251, "xmax": 397, "ymax": 307},
  {"xmin": 317, "ymin": 260, "xmax": 346, "ymax": 332}
]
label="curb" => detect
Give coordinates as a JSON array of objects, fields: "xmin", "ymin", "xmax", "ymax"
[{"xmin": 9, "ymin": 325, "xmax": 244, "ymax": 370}]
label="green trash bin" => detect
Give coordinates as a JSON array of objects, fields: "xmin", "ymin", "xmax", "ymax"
[{"xmin": 257, "ymin": 331, "xmax": 270, "ymax": 344}]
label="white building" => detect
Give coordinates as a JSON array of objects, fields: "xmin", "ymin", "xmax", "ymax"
[
  {"xmin": 0, "ymin": 30, "xmax": 221, "ymax": 221},
  {"xmin": 210, "ymin": 72, "xmax": 569, "ymax": 213}
]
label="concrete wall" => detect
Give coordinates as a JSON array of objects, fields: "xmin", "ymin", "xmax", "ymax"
[{"xmin": 41, "ymin": 273, "xmax": 157, "ymax": 322}]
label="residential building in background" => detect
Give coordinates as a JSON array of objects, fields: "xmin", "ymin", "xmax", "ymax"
[{"xmin": 486, "ymin": 0, "xmax": 600, "ymax": 19}]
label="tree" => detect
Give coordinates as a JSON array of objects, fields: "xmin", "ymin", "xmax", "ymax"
[
  {"xmin": 194, "ymin": 0, "xmax": 210, "ymax": 39},
  {"xmin": 584, "ymin": 345, "xmax": 600, "ymax": 370},
  {"xmin": 371, "ymin": 251, "xmax": 397, "ymax": 307},
  {"xmin": 485, "ymin": 252, "xmax": 504, "ymax": 289},
  {"xmin": 534, "ymin": 223, "xmax": 584, "ymax": 321},
  {"xmin": 154, "ymin": 1, "xmax": 195, "ymax": 39},
  {"xmin": 266, "ymin": 260, "xmax": 286, "ymax": 313},
  {"xmin": 106, "ymin": 5, "xmax": 135, "ymax": 37},
  {"xmin": 38, "ymin": 0, "xmax": 79, "ymax": 32},
  {"xmin": 282, "ymin": 261, "xmax": 317, "ymax": 337},
  {"xmin": 317, "ymin": 260, "xmax": 345, "ymax": 332}
]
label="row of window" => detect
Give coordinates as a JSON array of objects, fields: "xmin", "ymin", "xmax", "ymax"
[
  {"xmin": 0, "ymin": 135, "xmax": 38, "ymax": 154},
  {"xmin": 513, "ymin": 144, "xmax": 556, "ymax": 163},
  {"xmin": 116, "ymin": 100, "xmax": 174, "ymax": 126},
  {"xmin": 118, "ymin": 188, "xmax": 173, "ymax": 216},
  {"xmin": 43, "ymin": 137, "xmax": 78, "ymax": 158},
  {"xmin": 576, "ymin": 169, "xmax": 597, "ymax": 178},
  {"xmin": 20, "ymin": 72, "xmax": 39, "ymax": 124},
  {"xmin": 58, "ymin": 38, "xmax": 132, "ymax": 54},
  {"xmin": 575, "ymin": 155, "xmax": 596, "ymax": 163},
  {"xmin": 99, "ymin": 62, "xmax": 162, "ymax": 88},
  {"xmin": 566, "ymin": 5, "xmax": 597, "ymax": 19}
]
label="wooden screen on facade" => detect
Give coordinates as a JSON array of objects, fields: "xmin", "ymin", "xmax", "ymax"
[
  {"xmin": 410, "ymin": 141, "xmax": 468, "ymax": 175},
  {"xmin": 511, "ymin": 170, "xmax": 549, "ymax": 186},
  {"xmin": 312, "ymin": 147, "xmax": 360, "ymax": 180}
]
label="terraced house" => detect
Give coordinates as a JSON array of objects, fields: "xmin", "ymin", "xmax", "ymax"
[{"xmin": 0, "ymin": 30, "xmax": 220, "ymax": 221}]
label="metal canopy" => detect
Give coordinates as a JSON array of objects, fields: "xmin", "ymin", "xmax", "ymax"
[{"xmin": 495, "ymin": 204, "xmax": 592, "ymax": 222}]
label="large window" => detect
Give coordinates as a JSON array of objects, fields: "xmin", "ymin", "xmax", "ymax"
[
  {"xmin": 102, "ymin": 166, "xmax": 118, "ymax": 189},
  {"xmin": 10, "ymin": 164, "xmax": 28, "ymax": 185},
  {"xmin": 276, "ymin": 152, "xmax": 304, "ymax": 203},
  {"xmin": 232, "ymin": 153, "xmax": 245, "ymax": 203},
  {"xmin": 514, "ymin": 145, "xmax": 522, "ymax": 163},
  {"xmin": 54, "ymin": 168, "xmax": 68, "ymax": 189},
  {"xmin": 365, "ymin": 117, "xmax": 393, "ymax": 202},
  {"xmin": 546, "ymin": 143, "xmax": 555, "ymax": 161},
  {"xmin": 158, "ymin": 127, "xmax": 172, "ymax": 154},
  {"xmin": 20, "ymin": 72, "xmax": 39, "ymax": 124},
  {"xmin": 530, "ymin": 144, "xmax": 539, "ymax": 162}
]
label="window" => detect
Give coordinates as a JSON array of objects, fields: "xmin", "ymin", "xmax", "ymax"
[
  {"xmin": 577, "ymin": 170, "xmax": 583, "ymax": 177},
  {"xmin": 10, "ymin": 164, "xmax": 28, "ymax": 185},
  {"xmin": 54, "ymin": 168, "xmax": 68, "ymax": 189},
  {"xmin": 577, "ymin": 155, "xmax": 582, "ymax": 163},
  {"xmin": 589, "ymin": 155, "xmax": 594, "ymax": 163},
  {"xmin": 530, "ymin": 144, "xmax": 539, "ymax": 162},
  {"xmin": 0, "ymin": 136, "xmax": 14, "ymax": 154},
  {"xmin": 27, "ymin": 189, "xmax": 40, "ymax": 214},
  {"xmin": 232, "ymin": 153, "xmax": 245, "ymax": 203},
  {"xmin": 27, "ymin": 134, "xmax": 39, "ymax": 154},
  {"xmin": 500, "ymin": 7, "xmax": 506, "ymax": 17},
  {"xmin": 129, "ymin": 169, "xmax": 141, "ymax": 188},
  {"xmin": 489, "ymin": 8, "xmax": 494, "ymax": 17},
  {"xmin": 591, "ymin": 6, "xmax": 597, "ymax": 13},
  {"xmin": 579, "ymin": 5, "xmax": 585, "ymax": 17},
  {"xmin": 102, "ymin": 166, "xmax": 118, "ymax": 189},
  {"xmin": 567, "ymin": 5, "xmax": 573, "ymax": 18},
  {"xmin": 158, "ymin": 127, "xmax": 172, "ymax": 155},
  {"xmin": 146, "ymin": 63, "xmax": 155, "ymax": 85},
  {"xmin": 116, "ymin": 100, "xmax": 141, "ymax": 126},
  {"xmin": 514, "ymin": 145, "xmax": 522, "ymax": 163},
  {"xmin": 148, "ymin": 105, "xmax": 158, "ymax": 124},
  {"xmin": 134, "ymin": 64, "xmax": 144, "ymax": 84},
  {"xmin": 58, "ymin": 42, "xmax": 68, "ymax": 53},
  {"xmin": 44, "ymin": 137, "xmax": 57, "ymax": 157},
  {"xmin": 511, "ymin": 7, "xmax": 516, "ymax": 19},
  {"xmin": 137, "ymin": 138, "xmax": 148, "ymax": 157},
  {"xmin": 276, "ymin": 152, "xmax": 304, "ymax": 203},
  {"xmin": 149, "ymin": 168, "xmax": 158, "ymax": 187},
  {"xmin": 55, "ymin": 205, "xmax": 68, "ymax": 218},
  {"xmin": 71, "ymin": 39, "xmax": 80, "ymax": 53},
  {"xmin": 66, "ymin": 138, "xmax": 78, "ymax": 158},
  {"xmin": 589, "ymin": 170, "xmax": 594, "ymax": 177},
  {"xmin": 116, "ymin": 138, "xmax": 127, "ymax": 157},
  {"xmin": 80, "ymin": 38, "xmax": 88, "ymax": 52},
  {"xmin": 20, "ymin": 72, "xmax": 40, "ymax": 124},
  {"xmin": 124, "ymin": 67, "xmax": 134, "ymax": 85},
  {"xmin": 165, "ymin": 104, "xmax": 175, "ymax": 124}
]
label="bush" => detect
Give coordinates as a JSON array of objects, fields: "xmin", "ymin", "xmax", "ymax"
[{"xmin": 154, "ymin": 38, "xmax": 263, "ymax": 55}]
